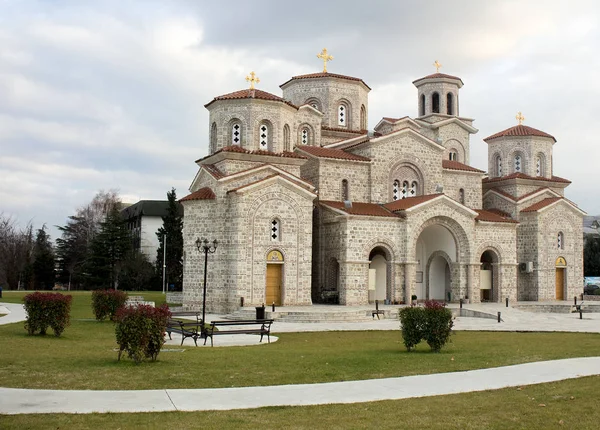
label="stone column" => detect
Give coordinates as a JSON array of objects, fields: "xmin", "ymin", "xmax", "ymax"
[
  {"xmin": 466, "ymin": 263, "xmax": 480, "ymax": 304},
  {"xmin": 404, "ymin": 262, "xmax": 417, "ymax": 303}
]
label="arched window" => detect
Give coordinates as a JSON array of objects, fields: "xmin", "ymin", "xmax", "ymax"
[
  {"xmin": 283, "ymin": 124, "xmax": 291, "ymax": 151},
  {"xmin": 557, "ymin": 232, "xmax": 563, "ymax": 249},
  {"xmin": 231, "ymin": 120, "xmax": 242, "ymax": 145},
  {"xmin": 341, "ymin": 179, "xmax": 349, "ymax": 201},
  {"xmin": 447, "ymin": 93, "xmax": 454, "ymax": 115},
  {"xmin": 392, "ymin": 180, "xmax": 400, "ymax": 201},
  {"xmin": 360, "ymin": 105, "xmax": 367, "ymax": 130},
  {"xmin": 419, "ymin": 94, "xmax": 425, "ymax": 116},
  {"xmin": 271, "ymin": 219, "xmax": 280, "ymax": 242},
  {"xmin": 258, "ymin": 121, "xmax": 270, "ymax": 150},
  {"xmin": 496, "ymin": 155, "xmax": 503, "ymax": 177},
  {"xmin": 536, "ymin": 154, "xmax": 545, "ymax": 176},
  {"xmin": 514, "ymin": 154, "xmax": 522, "ymax": 173},
  {"xmin": 432, "ymin": 92, "xmax": 440, "ymax": 114},
  {"xmin": 448, "ymin": 151, "xmax": 457, "ymax": 161},
  {"xmin": 338, "ymin": 103, "xmax": 348, "ymax": 127},
  {"xmin": 306, "ymin": 98, "xmax": 321, "ymax": 111},
  {"xmin": 410, "ymin": 181, "xmax": 418, "ymax": 197},
  {"xmin": 459, "ymin": 188, "xmax": 465, "ymax": 204},
  {"xmin": 301, "ymin": 127, "xmax": 310, "ymax": 145},
  {"xmin": 210, "ymin": 122, "xmax": 217, "ymax": 153},
  {"xmin": 402, "ymin": 181, "xmax": 409, "ymax": 199}
]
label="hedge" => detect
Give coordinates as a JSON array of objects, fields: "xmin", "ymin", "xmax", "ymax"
[
  {"xmin": 23, "ymin": 292, "xmax": 72, "ymax": 337},
  {"xmin": 399, "ymin": 300, "xmax": 454, "ymax": 352},
  {"xmin": 91, "ymin": 289, "xmax": 128, "ymax": 321}
]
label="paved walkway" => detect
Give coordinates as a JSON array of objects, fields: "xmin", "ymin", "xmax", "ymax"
[{"xmin": 2, "ymin": 301, "xmax": 600, "ymax": 415}]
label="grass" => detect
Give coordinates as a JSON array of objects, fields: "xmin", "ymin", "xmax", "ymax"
[
  {"xmin": 1, "ymin": 376, "xmax": 600, "ymax": 429},
  {"xmin": 1, "ymin": 291, "xmax": 600, "ymax": 390}
]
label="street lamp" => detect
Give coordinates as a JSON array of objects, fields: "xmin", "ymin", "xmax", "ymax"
[{"xmin": 195, "ymin": 237, "xmax": 218, "ymax": 338}]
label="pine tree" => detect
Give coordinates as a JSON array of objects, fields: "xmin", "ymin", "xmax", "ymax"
[
  {"xmin": 584, "ymin": 235, "xmax": 600, "ymax": 276},
  {"xmin": 156, "ymin": 188, "xmax": 183, "ymax": 290},
  {"xmin": 32, "ymin": 225, "xmax": 55, "ymax": 290}
]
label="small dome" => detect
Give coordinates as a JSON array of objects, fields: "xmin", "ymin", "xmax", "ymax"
[{"xmin": 484, "ymin": 124, "xmax": 556, "ymax": 143}]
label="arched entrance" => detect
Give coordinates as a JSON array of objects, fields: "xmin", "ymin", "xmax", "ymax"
[
  {"xmin": 555, "ymin": 256, "xmax": 567, "ymax": 300},
  {"xmin": 266, "ymin": 250, "xmax": 284, "ymax": 306},
  {"xmin": 429, "ymin": 254, "xmax": 450, "ymax": 300},
  {"xmin": 369, "ymin": 247, "xmax": 390, "ymax": 303},
  {"xmin": 480, "ymin": 250, "xmax": 499, "ymax": 302}
]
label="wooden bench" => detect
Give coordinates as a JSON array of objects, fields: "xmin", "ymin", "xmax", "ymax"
[
  {"xmin": 372, "ymin": 300, "xmax": 385, "ymax": 319},
  {"xmin": 167, "ymin": 311, "xmax": 203, "ymax": 346},
  {"xmin": 204, "ymin": 319, "xmax": 274, "ymax": 347}
]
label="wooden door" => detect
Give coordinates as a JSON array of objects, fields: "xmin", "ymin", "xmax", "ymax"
[
  {"xmin": 266, "ymin": 264, "xmax": 282, "ymax": 306},
  {"xmin": 555, "ymin": 268, "xmax": 564, "ymax": 300}
]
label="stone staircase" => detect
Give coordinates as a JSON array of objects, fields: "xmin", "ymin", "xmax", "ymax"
[{"xmin": 225, "ymin": 306, "xmax": 400, "ymax": 323}]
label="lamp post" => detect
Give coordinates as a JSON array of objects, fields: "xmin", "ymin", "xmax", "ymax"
[{"xmin": 195, "ymin": 237, "xmax": 218, "ymax": 337}]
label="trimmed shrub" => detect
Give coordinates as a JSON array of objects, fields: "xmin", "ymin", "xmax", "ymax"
[
  {"xmin": 23, "ymin": 292, "xmax": 72, "ymax": 337},
  {"xmin": 115, "ymin": 304, "xmax": 171, "ymax": 364},
  {"xmin": 91, "ymin": 289, "xmax": 128, "ymax": 321},
  {"xmin": 422, "ymin": 300, "xmax": 454, "ymax": 352},
  {"xmin": 398, "ymin": 306, "xmax": 425, "ymax": 351}
]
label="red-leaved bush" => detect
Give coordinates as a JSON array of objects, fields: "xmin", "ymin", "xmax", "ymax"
[
  {"xmin": 91, "ymin": 289, "xmax": 128, "ymax": 321},
  {"xmin": 23, "ymin": 292, "xmax": 72, "ymax": 337},
  {"xmin": 115, "ymin": 304, "xmax": 171, "ymax": 364},
  {"xmin": 399, "ymin": 300, "xmax": 453, "ymax": 352}
]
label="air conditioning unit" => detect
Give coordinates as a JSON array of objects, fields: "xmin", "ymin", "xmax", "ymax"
[{"xmin": 519, "ymin": 262, "xmax": 534, "ymax": 273}]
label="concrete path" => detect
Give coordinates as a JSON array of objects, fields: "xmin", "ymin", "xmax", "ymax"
[
  {"xmin": 0, "ymin": 303, "xmax": 26, "ymax": 326},
  {"xmin": 1, "ymin": 357, "xmax": 599, "ymax": 414}
]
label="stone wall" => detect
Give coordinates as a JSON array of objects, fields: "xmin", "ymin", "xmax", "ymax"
[
  {"xmin": 487, "ymin": 135, "xmax": 554, "ymax": 179},
  {"xmin": 442, "ymin": 170, "xmax": 483, "ymax": 209},
  {"xmin": 314, "ymin": 159, "xmax": 370, "ymax": 202}
]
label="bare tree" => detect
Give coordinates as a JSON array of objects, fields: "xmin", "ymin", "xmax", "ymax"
[{"xmin": 0, "ymin": 213, "xmax": 34, "ymax": 290}]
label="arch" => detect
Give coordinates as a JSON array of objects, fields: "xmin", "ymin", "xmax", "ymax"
[
  {"xmin": 425, "ymin": 250, "xmax": 452, "ymax": 301},
  {"xmin": 479, "ymin": 249, "xmax": 499, "ymax": 302},
  {"xmin": 305, "ymin": 97, "xmax": 322, "ymax": 111},
  {"xmin": 299, "ymin": 124, "xmax": 314, "ymax": 146},
  {"xmin": 432, "ymin": 92, "xmax": 440, "ymax": 114},
  {"xmin": 536, "ymin": 153, "xmax": 546, "ymax": 176},
  {"xmin": 210, "ymin": 122, "xmax": 217, "ymax": 153},
  {"xmin": 448, "ymin": 150, "xmax": 458, "ymax": 161},
  {"xmin": 229, "ymin": 118, "xmax": 243, "ymax": 146},
  {"xmin": 446, "ymin": 92, "xmax": 454, "ymax": 115},
  {"xmin": 419, "ymin": 94, "xmax": 425, "ymax": 116},
  {"xmin": 283, "ymin": 124, "xmax": 291, "ymax": 152},
  {"xmin": 360, "ymin": 104, "xmax": 367, "ymax": 130},
  {"xmin": 409, "ymin": 215, "xmax": 471, "ymax": 263},
  {"xmin": 445, "ymin": 138, "xmax": 465, "ymax": 162},
  {"xmin": 369, "ymin": 246, "xmax": 391, "ymax": 303},
  {"xmin": 337, "ymin": 99, "xmax": 351, "ymax": 127},
  {"xmin": 493, "ymin": 153, "xmax": 503, "ymax": 177},
  {"xmin": 389, "ymin": 161, "xmax": 424, "ymax": 200},
  {"xmin": 341, "ymin": 179, "xmax": 349, "ymax": 201},
  {"xmin": 258, "ymin": 120, "xmax": 273, "ymax": 151}
]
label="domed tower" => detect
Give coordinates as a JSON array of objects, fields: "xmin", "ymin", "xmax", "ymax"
[
  {"xmin": 280, "ymin": 49, "xmax": 370, "ymax": 145},
  {"xmin": 413, "ymin": 61, "xmax": 463, "ymax": 118}
]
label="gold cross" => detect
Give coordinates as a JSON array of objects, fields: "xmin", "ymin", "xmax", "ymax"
[
  {"xmin": 433, "ymin": 60, "xmax": 442, "ymax": 73},
  {"xmin": 245, "ymin": 71, "xmax": 260, "ymax": 90},
  {"xmin": 317, "ymin": 48, "xmax": 334, "ymax": 73},
  {"xmin": 516, "ymin": 111, "xmax": 525, "ymax": 125}
]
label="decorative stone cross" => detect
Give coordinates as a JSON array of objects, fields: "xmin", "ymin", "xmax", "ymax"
[
  {"xmin": 317, "ymin": 48, "xmax": 334, "ymax": 73},
  {"xmin": 516, "ymin": 111, "xmax": 525, "ymax": 125},
  {"xmin": 433, "ymin": 60, "xmax": 442, "ymax": 73},
  {"xmin": 245, "ymin": 71, "xmax": 260, "ymax": 90}
]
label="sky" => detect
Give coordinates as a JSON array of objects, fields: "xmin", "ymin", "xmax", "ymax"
[{"xmin": 1, "ymin": 0, "xmax": 599, "ymax": 241}]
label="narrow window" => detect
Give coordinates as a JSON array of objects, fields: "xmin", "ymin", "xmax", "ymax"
[
  {"xmin": 338, "ymin": 104, "xmax": 346, "ymax": 126},
  {"xmin": 447, "ymin": 93, "xmax": 454, "ymax": 115},
  {"xmin": 341, "ymin": 179, "xmax": 349, "ymax": 201},
  {"xmin": 432, "ymin": 92, "xmax": 440, "ymax": 114},
  {"xmin": 459, "ymin": 188, "xmax": 465, "ymax": 204},
  {"xmin": 536, "ymin": 157, "xmax": 541, "ymax": 176},
  {"xmin": 301, "ymin": 127, "xmax": 309, "ymax": 145},
  {"xmin": 271, "ymin": 219, "xmax": 280, "ymax": 242},
  {"xmin": 210, "ymin": 122, "xmax": 217, "ymax": 153},
  {"xmin": 514, "ymin": 154, "xmax": 522, "ymax": 173},
  {"xmin": 420, "ymin": 94, "xmax": 425, "ymax": 116},
  {"xmin": 360, "ymin": 105, "xmax": 367, "ymax": 130},
  {"xmin": 231, "ymin": 121, "xmax": 242, "ymax": 145},
  {"xmin": 410, "ymin": 181, "xmax": 418, "ymax": 197},
  {"xmin": 402, "ymin": 181, "xmax": 409, "ymax": 199},
  {"xmin": 496, "ymin": 156, "xmax": 503, "ymax": 177},
  {"xmin": 283, "ymin": 124, "xmax": 290, "ymax": 151},
  {"xmin": 259, "ymin": 123, "xmax": 269, "ymax": 150},
  {"xmin": 558, "ymin": 232, "xmax": 563, "ymax": 249},
  {"xmin": 393, "ymin": 180, "xmax": 400, "ymax": 201},
  {"xmin": 449, "ymin": 152, "xmax": 457, "ymax": 161}
]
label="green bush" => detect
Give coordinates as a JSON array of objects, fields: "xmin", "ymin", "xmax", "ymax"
[
  {"xmin": 115, "ymin": 304, "xmax": 171, "ymax": 364},
  {"xmin": 91, "ymin": 289, "xmax": 128, "ymax": 321},
  {"xmin": 398, "ymin": 306, "xmax": 425, "ymax": 351},
  {"xmin": 399, "ymin": 301, "xmax": 454, "ymax": 352},
  {"xmin": 422, "ymin": 300, "xmax": 454, "ymax": 352},
  {"xmin": 23, "ymin": 292, "xmax": 72, "ymax": 337},
  {"xmin": 594, "ymin": 289, "xmax": 600, "ymax": 296}
]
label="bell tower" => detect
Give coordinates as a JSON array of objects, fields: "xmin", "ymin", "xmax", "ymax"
[{"xmin": 413, "ymin": 61, "xmax": 463, "ymax": 118}]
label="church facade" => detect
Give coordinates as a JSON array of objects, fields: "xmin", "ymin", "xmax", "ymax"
[{"xmin": 180, "ymin": 57, "xmax": 584, "ymax": 313}]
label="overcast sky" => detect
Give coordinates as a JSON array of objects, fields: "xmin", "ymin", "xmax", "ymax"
[{"xmin": 1, "ymin": 0, "xmax": 599, "ymax": 240}]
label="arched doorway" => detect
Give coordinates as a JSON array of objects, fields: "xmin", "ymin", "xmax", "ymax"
[
  {"xmin": 266, "ymin": 250, "xmax": 284, "ymax": 306},
  {"xmin": 369, "ymin": 247, "xmax": 389, "ymax": 303},
  {"xmin": 429, "ymin": 254, "xmax": 450, "ymax": 300},
  {"xmin": 480, "ymin": 250, "xmax": 498, "ymax": 302},
  {"xmin": 555, "ymin": 256, "xmax": 567, "ymax": 300}
]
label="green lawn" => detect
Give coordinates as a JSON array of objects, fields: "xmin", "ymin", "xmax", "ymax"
[
  {"xmin": 2, "ymin": 376, "xmax": 599, "ymax": 429},
  {"xmin": 1, "ymin": 291, "xmax": 600, "ymax": 391}
]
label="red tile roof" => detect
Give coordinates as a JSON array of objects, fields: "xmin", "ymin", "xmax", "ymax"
[
  {"xmin": 474, "ymin": 209, "xmax": 518, "ymax": 223},
  {"xmin": 180, "ymin": 187, "xmax": 216, "ymax": 202},
  {"xmin": 196, "ymin": 146, "xmax": 307, "ymax": 163},
  {"xmin": 296, "ymin": 145, "xmax": 371, "ymax": 162},
  {"xmin": 521, "ymin": 197, "xmax": 563, "ymax": 212},
  {"xmin": 442, "ymin": 160, "xmax": 485, "ymax": 173},
  {"xmin": 413, "ymin": 73, "xmax": 464, "ymax": 85},
  {"xmin": 483, "ymin": 172, "xmax": 571, "ymax": 184},
  {"xmin": 384, "ymin": 194, "xmax": 443, "ymax": 211},
  {"xmin": 484, "ymin": 124, "xmax": 556, "ymax": 142},
  {"xmin": 204, "ymin": 89, "xmax": 297, "ymax": 109},
  {"xmin": 320, "ymin": 201, "xmax": 400, "ymax": 218},
  {"xmin": 321, "ymin": 125, "xmax": 367, "ymax": 134},
  {"xmin": 280, "ymin": 72, "xmax": 371, "ymax": 90}
]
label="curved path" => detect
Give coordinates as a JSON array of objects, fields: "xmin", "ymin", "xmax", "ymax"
[{"xmin": 1, "ymin": 357, "xmax": 599, "ymax": 414}]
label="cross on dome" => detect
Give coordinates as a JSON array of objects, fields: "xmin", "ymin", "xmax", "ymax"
[
  {"xmin": 516, "ymin": 111, "xmax": 525, "ymax": 125},
  {"xmin": 433, "ymin": 60, "xmax": 442, "ymax": 73},
  {"xmin": 245, "ymin": 71, "xmax": 260, "ymax": 90},
  {"xmin": 317, "ymin": 48, "xmax": 334, "ymax": 73}
]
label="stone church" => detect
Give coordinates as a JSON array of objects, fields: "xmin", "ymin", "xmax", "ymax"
[{"xmin": 180, "ymin": 53, "xmax": 584, "ymax": 313}]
